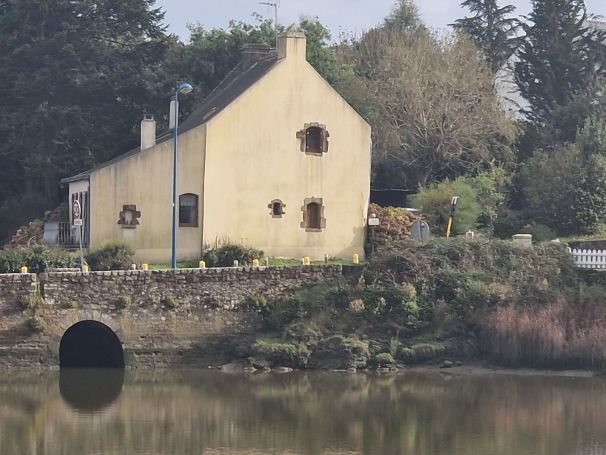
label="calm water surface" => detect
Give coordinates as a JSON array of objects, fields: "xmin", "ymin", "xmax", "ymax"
[{"xmin": 1, "ymin": 369, "xmax": 606, "ymax": 455}]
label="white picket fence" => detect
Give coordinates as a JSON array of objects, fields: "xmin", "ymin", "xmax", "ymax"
[{"xmin": 569, "ymin": 248, "xmax": 606, "ymax": 269}]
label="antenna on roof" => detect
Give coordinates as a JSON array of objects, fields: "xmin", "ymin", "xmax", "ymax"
[{"xmin": 259, "ymin": 1, "xmax": 279, "ymax": 48}]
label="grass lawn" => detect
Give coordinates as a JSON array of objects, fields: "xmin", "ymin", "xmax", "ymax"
[{"xmin": 148, "ymin": 258, "xmax": 364, "ymax": 269}]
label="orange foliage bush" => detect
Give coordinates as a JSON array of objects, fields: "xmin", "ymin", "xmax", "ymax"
[{"xmin": 368, "ymin": 203, "xmax": 418, "ymax": 246}]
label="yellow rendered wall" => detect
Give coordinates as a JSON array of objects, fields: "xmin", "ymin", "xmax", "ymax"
[
  {"xmin": 88, "ymin": 125, "xmax": 206, "ymax": 263},
  {"xmin": 203, "ymin": 52, "xmax": 372, "ymax": 260}
]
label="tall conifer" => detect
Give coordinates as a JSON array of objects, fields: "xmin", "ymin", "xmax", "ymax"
[
  {"xmin": 453, "ymin": 0, "xmax": 521, "ymax": 72},
  {"xmin": 515, "ymin": 0, "xmax": 606, "ymax": 126}
]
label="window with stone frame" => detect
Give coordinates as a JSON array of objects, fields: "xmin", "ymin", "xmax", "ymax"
[
  {"xmin": 300, "ymin": 198, "xmax": 326, "ymax": 231},
  {"xmin": 296, "ymin": 123, "xmax": 330, "ymax": 156},
  {"xmin": 268, "ymin": 199, "xmax": 286, "ymax": 218},
  {"xmin": 179, "ymin": 193, "xmax": 199, "ymax": 227}
]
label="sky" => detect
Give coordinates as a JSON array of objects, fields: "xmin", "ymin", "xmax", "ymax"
[{"xmin": 155, "ymin": 0, "xmax": 606, "ymax": 41}]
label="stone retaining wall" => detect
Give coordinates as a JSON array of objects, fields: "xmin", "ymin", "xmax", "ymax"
[{"xmin": 0, "ymin": 266, "xmax": 344, "ymax": 369}]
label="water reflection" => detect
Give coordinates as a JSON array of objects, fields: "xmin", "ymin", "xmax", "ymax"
[
  {"xmin": 59, "ymin": 368, "xmax": 125, "ymax": 412},
  {"xmin": 1, "ymin": 370, "xmax": 606, "ymax": 455}
]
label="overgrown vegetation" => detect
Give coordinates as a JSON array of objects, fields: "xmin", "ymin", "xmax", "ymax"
[
  {"xmin": 238, "ymin": 238, "xmax": 606, "ymax": 371},
  {"xmin": 0, "ymin": 246, "xmax": 79, "ymax": 273},
  {"xmin": 202, "ymin": 244, "xmax": 264, "ymax": 267},
  {"xmin": 85, "ymin": 243, "xmax": 135, "ymax": 271}
]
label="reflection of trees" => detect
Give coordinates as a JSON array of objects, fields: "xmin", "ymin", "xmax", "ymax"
[{"xmin": 1, "ymin": 371, "xmax": 606, "ymax": 454}]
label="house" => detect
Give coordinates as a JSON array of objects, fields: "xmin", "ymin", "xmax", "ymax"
[{"xmin": 60, "ymin": 32, "xmax": 372, "ymax": 263}]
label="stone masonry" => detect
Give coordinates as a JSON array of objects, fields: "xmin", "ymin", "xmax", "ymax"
[{"xmin": 0, "ymin": 266, "xmax": 344, "ymax": 369}]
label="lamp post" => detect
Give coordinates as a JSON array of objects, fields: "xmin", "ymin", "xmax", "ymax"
[{"xmin": 171, "ymin": 82, "xmax": 194, "ymax": 269}]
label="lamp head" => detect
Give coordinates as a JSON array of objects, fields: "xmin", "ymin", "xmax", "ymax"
[{"xmin": 177, "ymin": 82, "xmax": 193, "ymax": 95}]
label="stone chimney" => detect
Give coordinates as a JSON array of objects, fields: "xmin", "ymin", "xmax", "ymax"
[
  {"xmin": 278, "ymin": 31, "xmax": 307, "ymax": 61},
  {"xmin": 240, "ymin": 43, "xmax": 274, "ymax": 71},
  {"xmin": 140, "ymin": 114, "xmax": 156, "ymax": 150}
]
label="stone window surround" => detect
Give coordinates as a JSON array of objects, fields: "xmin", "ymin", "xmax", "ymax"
[
  {"xmin": 268, "ymin": 199, "xmax": 286, "ymax": 218},
  {"xmin": 118, "ymin": 205, "xmax": 141, "ymax": 229},
  {"xmin": 300, "ymin": 197, "xmax": 326, "ymax": 232},
  {"xmin": 296, "ymin": 122, "xmax": 330, "ymax": 156}
]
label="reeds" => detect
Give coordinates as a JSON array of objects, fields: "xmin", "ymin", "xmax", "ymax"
[{"xmin": 480, "ymin": 298, "xmax": 606, "ymax": 370}]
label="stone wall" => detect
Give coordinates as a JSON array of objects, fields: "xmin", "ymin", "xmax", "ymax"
[{"xmin": 0, "ymin": 266, "xmax": 344, "ymax": 369}]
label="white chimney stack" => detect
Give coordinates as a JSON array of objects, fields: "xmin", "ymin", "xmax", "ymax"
[
  {"xmin": 278, "ymin": 31, "xmax": 307, "ymax": 61},
  {"xmin": 140, "ymin": 115, "xmax": 156, "ymax": 150},
  {"xmin": 169, "ymin": 98, "xmax": 176, "ymax": 130}
]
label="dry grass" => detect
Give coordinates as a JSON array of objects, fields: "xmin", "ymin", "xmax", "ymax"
[{"xmin": 480, "ymin": 298, "xmax": 606, "ymax": 370}]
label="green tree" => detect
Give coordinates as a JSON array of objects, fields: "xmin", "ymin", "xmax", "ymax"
[
  {"xmin": 0, "ymin": 0, "xmax": 168, "ymax": 237},
  {"xmin": 412, "ymin": 177, "xmax": 482, "ymax": 236},
  {"xmin": 453, "ymin": 0, "xmax": 521, "ymax": 72},
  {"xmin": 518, "ymin": 143, "xmax": 606, "ymax": 234},
  {"xmin": 515, "ymin": 0, "xmax": 606, "ymax": 135}
]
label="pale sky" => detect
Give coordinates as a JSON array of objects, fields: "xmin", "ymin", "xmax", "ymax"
[{"xmin": 156, "ymin": 0, "xmax": 606, "ymax": 41}]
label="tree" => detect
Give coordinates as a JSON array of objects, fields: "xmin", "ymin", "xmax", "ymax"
[
  {"xmin": 0, "ymin": 0, "xmax": 169, "ymax": 241},
  {"xmin": 0, "ymin": 0, "xmax": 169, "ymax": 189},
  {"xmin": 412, "ymin": 177, "xmax": 482, "ymax": 236},
  {"xmin": 354, "ymin": 30, "xmax": 517, "ymax": 189},
  {"xmin": 515, "ymin": 0, "xmax": 606, "ymax": 132},
  {"xmin": 518, "ymin": 140, "xmax": 606, "ymax": 235},
  {"xmin": 453, "ymin": 0, "xmax": 521, "ymax": 72}
]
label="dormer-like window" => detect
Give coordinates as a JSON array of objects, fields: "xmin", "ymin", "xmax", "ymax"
[
  {"xmin": 268, "ymin": 199, "xmax": 286, "ymax": 218},
  {"xmin": 296, "ymin": 123, "xmax": 329, "ymax": 156}
]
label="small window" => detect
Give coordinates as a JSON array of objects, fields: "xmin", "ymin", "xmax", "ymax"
[
  {"xmin": 306, "ymin": 127, "xmax": 323, "ymax": 154},
  {"xmin": 179, "ymin": 194, "xmax": 198, "ymax": 227},
  {"xmin": 296, "ymin": 123, "xmax": 329, "ymax": 156},
  {"xmin": 301, "ymin": 198, "xmax": 326, "ymax": 231},
  {"xmin": 268, "ymin": 199, "xmax": 286, "ymax": 218}
]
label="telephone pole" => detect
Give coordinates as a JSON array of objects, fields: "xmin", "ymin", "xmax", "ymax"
[{"xmin": 259, "ymin": 1, "xmax": 279, "ymax": 48}]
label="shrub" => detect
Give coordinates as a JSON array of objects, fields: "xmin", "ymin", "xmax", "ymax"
[
  {"xmin": 0, "ymin": 246, "xmax": 79, "ymax": 273},
  {"xmin": 28, "ymin": 315, "xmax": 46, "ymax": 333},
  {"xmin": 367, "ymin": 203, "xmax": 418, "ymax": 246},
  {"xmin": 61, "ymin": 299, "xmax": 79, "ymax": 309},
  {"xmin": 85, "ymin": 243, "xmax": 134, "ymax": 271},
  {"xmin": 518, "ymin": 144, "xmax": 606, "ymax": 235},
  {"xmin": 202, "ymin": 243, "xmax": 263, "ymax": 267},
  {"xmin": 161, "ymin": 296, "xmax": 179, "ymax": 309},
  {"xmin": 245, "ymin": 294, "xmax": 269, "ymax": 313},
  {"xmin": 373, "ymin": 352, "xmax": 395, "ymax": 366},
  {"xmin": 412, "ymin": 177, "xmax": 482, "ymax": 236},
  {"xmin": 17, "ymin": 294, "xmax": 43, "ymax": 311},
  {"xmin": 348, "ymin": 298, "xmax": 365, "ymax": 313},
  {"xmin": 252, "ymin": 338, "xmax": 309, "ymax": 368},
  {"xmin": 115, "ymin": 295, "xmax": 132, "ymax": 310}
]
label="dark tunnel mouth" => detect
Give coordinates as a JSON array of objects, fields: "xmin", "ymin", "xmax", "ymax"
[{"xmin": 60, "ymin": 320, "xmax": 125, "ymax": 369}]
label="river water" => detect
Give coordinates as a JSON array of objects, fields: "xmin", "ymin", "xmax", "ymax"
[{"xmin": 1, "ymin": 369, "xmax": 606, "ymax": 455}]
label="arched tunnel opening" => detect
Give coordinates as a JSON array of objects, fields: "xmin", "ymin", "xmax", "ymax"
[{"xmin": 60, "ymin": 320, "xmax": 125, "ymax": 369}]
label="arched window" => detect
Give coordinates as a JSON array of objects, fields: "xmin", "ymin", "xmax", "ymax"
[
  {"xmin": 301, "ymin": 198, "xmax": 326, "ymax": 231},
  {"xmin": 179, "ymin": 194, "xmax": 198, "ymax": 227},
  {"xmin": 296, "ymin": 123, "xmax": 329, "ymax": 156}
]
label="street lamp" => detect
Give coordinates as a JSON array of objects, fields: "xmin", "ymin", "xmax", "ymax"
[{"xmin": 171, "ymin": 82, "xmax": 194, "ymax": 269}]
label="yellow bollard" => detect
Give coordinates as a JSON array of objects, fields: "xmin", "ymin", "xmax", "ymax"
[
  {"xmin": 199, "ymin": 260, "xmax": 206, "ymax": 269},
  {"xmin": 353, "ymin": 254, "xmax": 360, "ymax": 265},
  {"xmin": 304, "ymin": 257, "xmax": 311, "ymax": 266},
  {"xmin": 252, "ymin": 259, "xmax": 260, "ymax": 267},
  {"xmin": 142, "ymin": 263, "xmax": 149, "ymax": 271},
  {"xmin": 82, "ymin": 265, "xmax": 89, "ymax": 273},
  {"xmin": 20, "ymin": 266, "xmax": 28, "ymax": 274}
]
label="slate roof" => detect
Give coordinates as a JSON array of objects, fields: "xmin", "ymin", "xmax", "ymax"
[{"xmin": 62, "ymin": 53, "xmax": 280, "ymax": 184}]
